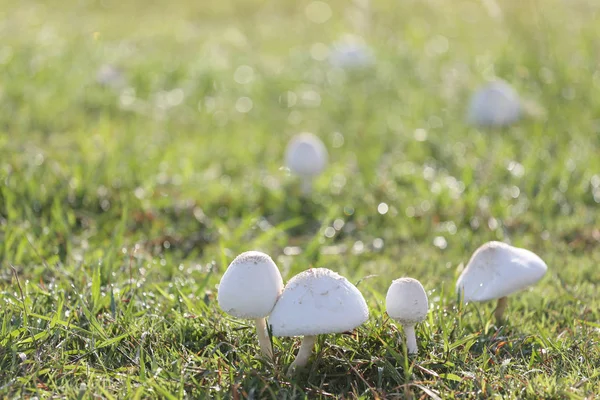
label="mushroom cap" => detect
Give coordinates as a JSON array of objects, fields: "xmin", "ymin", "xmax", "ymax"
[
  {"xmin": 468, "ymin": 80, "xmax": 521, "ymax": 127},
  {"xmin": 386, "ymin": 278, "xmax": 429, "ymax": 326},
  {"xmin": 217, "ymin": 251, "xmax": 284, "ymax": 319},
  {"xmin": 285, "ymin": 133, "xmax": 328, "ymax": 177},
  {"xmin": 268, "ymin": 268, "xmax": 369, "ymax": 337},
  {"xmin": 456, "ymin": 241, "xmax": 548, "ymax": 302},
  {"xmin": 96, "ymin": 64, "xmax": 125, "ymax": 88},
  {"xmin": 329, "ymin": 36, "xmax": 375, "ymax": 69}
]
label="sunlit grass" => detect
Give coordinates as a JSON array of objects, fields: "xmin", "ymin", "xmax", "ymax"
[{"xmin": 1, "ymin": 0, "xmax": 599, "ymax": 397}]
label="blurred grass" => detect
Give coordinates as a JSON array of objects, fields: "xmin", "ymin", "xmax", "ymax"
[{"xmin": 0, "ymin": 0, "xmax": 599, "ymax": 398}]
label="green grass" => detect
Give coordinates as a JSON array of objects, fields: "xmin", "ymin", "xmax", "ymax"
[{"xmin": 1, "ymin": 0, "xmax": 599, "ymax": 397}]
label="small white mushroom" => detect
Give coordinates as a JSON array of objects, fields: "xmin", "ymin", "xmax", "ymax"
[
  {"xmin": 269, "ymin": 268, "xmax": 369, "ymax": 375},
  {"xmin": 386, "ymin": 278, "xmax": 429, "ymax": 355},
  {"xmin": 467, "ymin": 80, "xmax": 521, "ymax": 127},
  {"xmin": 96, "ymin": 64, "xmax": 125, "ymax": 88},
  {"xmin": 329, "ymin": 35, "xmax": 375, "ymax": 69},
  {"xmin": 285, "ymin": 133, "xmax": 328, "ymax": 196},
  {"xmin": 456, "ymin": 241, "xmax": 548, "ymax": 324},
  {"xmin": 217, "ymin": 251, "xmax": 284, "ymax": 360}
]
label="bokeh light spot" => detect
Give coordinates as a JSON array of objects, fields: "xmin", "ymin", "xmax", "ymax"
[
  {"xmin": 235, "ymin": 97, "xmax": 253, "ymax": 113},
  {"xmin": 305, "ymin": 1, "xmax": 332, "ymax": 24},
  {"xmin": 234, "ymin": 65, "xmax": 254, "ymax": 84}
]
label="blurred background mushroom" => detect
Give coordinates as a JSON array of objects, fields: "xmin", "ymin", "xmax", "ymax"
[
  {"xmin": 285, "ymin": 133, "xmax": 328, "ymax": 196},
  {"xmin": 467, "ymin": 80, "xmax": 522, "ymax": 127}
]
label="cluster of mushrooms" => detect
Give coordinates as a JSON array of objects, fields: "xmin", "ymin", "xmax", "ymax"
[
  {"xmin": 217, "ymin": 130, "xmax": 548, "ymax": 374},
  {"xmin": 218, "ymin": 242, "xmax": 548, "ymax": 375}
]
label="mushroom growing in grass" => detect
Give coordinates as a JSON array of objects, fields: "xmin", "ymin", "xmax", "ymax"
[
  {"xmin": 468, "ymin": 80, "xmax": 521, "ymax": 127},
  {"xmin": 386, "ymin": 278, "xmax": 429, "ymax": 355},
  {"xmin": 456, "ymin": 241, "xmax": 548, "ymax": 325},
  {"xmin": 285, "ymin": 133, "xmax": 328, "ymax": 196},
  {"xmin": 217, "ymin": 251, "xmax": 284, "ymax": 360},
  {"xmin": 268, "ymin": 268, "xmax": 369, "ymax": 375},
  {"xmin": 96, "ymin": 64, "xmax": 125, "ymax": 89},
  {"xmin": 329, "ymin": 36, "xmax": 375, "ymax": 70}
]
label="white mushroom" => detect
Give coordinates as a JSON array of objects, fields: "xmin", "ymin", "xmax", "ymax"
[
  {"xmin": 386, "ymin": 278, "xmax": 429, "ymax": 355},
  {"xmin": 269, "ymin": 268, "xmax": 369, "ymax": 375},
  {"xmin": 96, "ymin": 64, "xmax": 125, "ymax": 88},
  {"xmin": 217, "ymin": 251, "xmax": 284, "ymax": 359},
  {"xmin": 467, "ymin": 80, "xmax": 521, "ymax": 127},
  {"xmin": 329, "ymin": 35, "xmax": 375, "ymax": 69},
  {"xmin": 285, "ymin": 133, "xmax": 328, "ymax": 196},
  {"xmin": 456, "ymin": 241, "xmax": 548, "ymax": 324}
]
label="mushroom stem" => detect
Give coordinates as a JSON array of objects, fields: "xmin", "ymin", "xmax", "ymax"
[
  {"xmin": 287, "ymin": 335, "xmax": 316, "ymax": 375},
  {"xmin": 300, "ymin": 177, "xmax": 313, "ymax": 196},
  {"xmin": 403, "ymin": 325, "xmax": 418, "ymax": 355},
  {"xmin": 494, "ymin": 296, "xmax": 508, "ymax": 325},
  {"xmin": 255, "ymin": 318, "xmax": 273, "ymax": 360}
]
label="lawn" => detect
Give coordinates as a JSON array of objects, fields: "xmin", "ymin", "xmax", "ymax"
[{"xmin": 1, "ymin": 0, "xmax": 599, "ymax": 398}]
